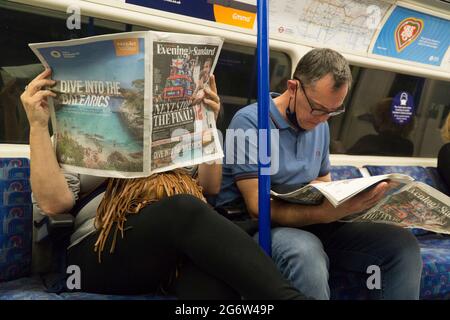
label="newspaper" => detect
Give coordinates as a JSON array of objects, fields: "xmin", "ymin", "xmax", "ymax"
[
  {"xmin": 271, "ymin": 174, "xmax": 414, "ymax": 207},
  {"xmin": 271, "ymin": 174, "xmax": 450, "ymax": 234},
  {"xmin": 29, "ymin": 31, "xmax": 224, "ymax": 178},
  {"xmin": 342, "ymin": 182, "xmax": 450, "ymax": 235}
]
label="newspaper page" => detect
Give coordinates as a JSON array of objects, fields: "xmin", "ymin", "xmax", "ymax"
[
  {"xmin": 149, "ymin": 32, "xmax": 224, "ymax": 173},
  {"xmin": 345, "ymin": 182, "xmax": 450, "ymax": 235},
  {"xmin": 29, "ymin": 31, "xmax": 224, "ymax": 178},
  {"xmin": 271, "ymin": 184, "xmax": 324, "ymax": 205},
  {"xmin": 271, "ymin": 174, "xmax": 413, "ymax": 207},
  {"xmin": 29, "ymin": 32, "xmax": 151, "ymax": 178}
]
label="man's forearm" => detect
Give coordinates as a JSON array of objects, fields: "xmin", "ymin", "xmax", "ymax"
[
  {"xmin": 30, "ymin": 126, "xmax": 73, "ymax": 214},
  {"xmin": 270, "ymin": 199, "xmax": 330, "ymax": 227}
]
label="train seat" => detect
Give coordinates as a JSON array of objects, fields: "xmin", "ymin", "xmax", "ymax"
[
  {"xmin": 332, "ymin": 164, "xmax": 450, "ymax": 300},
  {"xmin": 329, "ymin": 165, "xmax": 363, "ymax": 180},
  {"xmin": 364, "ymin": 165, "xmax": 450, "ymax": 195},
  {"xmin": 0, "ymin": 157, "xmax": 172, "ymax": 300},
  {"xmin": 1, "ymin": 158, "xmax": 449, "ymax": 300}
]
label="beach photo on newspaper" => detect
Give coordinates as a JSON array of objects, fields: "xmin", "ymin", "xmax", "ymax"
[{"xmin": 28, "ymin": 31, "xmax": 224, "ymax": 178}]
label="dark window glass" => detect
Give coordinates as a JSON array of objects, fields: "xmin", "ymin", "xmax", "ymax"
[
  {"xmin": 1, "ymin": 2, "xmax": 291, "ymax": 144},
  {"xmin": 0, "ymin": 2, "xmax": 127, "ymax": 144},
  {"xmin": 214, "ymin": 43, "xmax": 291, "ymax": 133},
  {"xmin": 329, "ymin": 66, "xmax": 450, "ymax": 158}
]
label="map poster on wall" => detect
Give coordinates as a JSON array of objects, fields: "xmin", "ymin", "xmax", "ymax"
[
  {"xmin": 125, "ymin": 0, "xmax": 257, "ymax": 30},
  {"xmin": 268, "ymin": 0, "xmax": 392, "ymax": 54},
  {"xmin": 371, "ymin": 6, "xmax": 450, "ymax": 68}
]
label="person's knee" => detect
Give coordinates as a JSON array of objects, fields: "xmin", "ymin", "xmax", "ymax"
[
  {"xmin": 270, "ymin": 228, "xmax": 329, "ymax": 279},
  {"xmin": 382, "ymin": 227, "xmax": 422, "ymax": 273},
  {"xmin": 147, "ymin": 194, "xmax": 211, "ymax": 226},
  {"xmin": 272, "ymin": 228, "xmax": 326, "ymax": 257},
  {"xmin": 168, "ymin": 194, "xmax": 209, "ymax": 214},
  {"xmin": 268, "ymin": 228, "xmax": 330, "ymax": 299}
]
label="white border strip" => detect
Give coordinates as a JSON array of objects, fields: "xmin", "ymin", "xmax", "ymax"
[{"xmin": 8, "ymin": 0, "xmax": 450, "ymax": 81}]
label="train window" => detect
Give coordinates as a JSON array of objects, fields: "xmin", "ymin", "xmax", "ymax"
[
  {"xmin": 0, "ymin": 1, "xmax": 291, "ymax": 144},
  {"xmin": 0, "ymin": 2, "xmax": 127, "ymax": 144},
  {"xmin": 329, "ymin": 66, "xmax": 450, "ymax": 158},
  {"xmin": 214, "ymin": 43, "xmax": 291, "ymax": 133}
]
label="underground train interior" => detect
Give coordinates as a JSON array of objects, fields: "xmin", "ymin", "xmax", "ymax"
[{"xmin": 0, "ymin": 0, "xmax": 449, "ymax": 302}]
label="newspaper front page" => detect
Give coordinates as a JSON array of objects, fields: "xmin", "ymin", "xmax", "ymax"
[
  {"xmin": 271, "ymin": 174, "xmax": 414, "ymax": 207},
  {"xmin": 30, "ymin": 32, "xmax": 151, "ymax": 178},
  {"xmin": 271, "ymin": 174, "xmax": 450, "ymax": 234},
  {"xmin": 346, "ymin": 182, "xmax": 450, "ymax": 235},
  {"xmin": 149, "ymin": 32, "xmax": 223, "ymax": 173},
  {"xmin": 29, "ymin": 31, "xmax": 224, "ymax": 178}
]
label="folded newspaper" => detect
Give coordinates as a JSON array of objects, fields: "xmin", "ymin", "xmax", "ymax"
[
  {"xmin": 29, "ymin": 31, "xmax": 224, "ymax": 178},
  {"xmin": 271, "ymin": 174, "xmax": 450, "ymax": 234}
]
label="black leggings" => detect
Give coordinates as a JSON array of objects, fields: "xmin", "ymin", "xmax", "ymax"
[
  {"xmin": 438, "ymin": 143, "xmax": 450, "ymax": 189},
  {"xmin": 67, "ymin": 194, "xmax": 306, "ymax": 300}
]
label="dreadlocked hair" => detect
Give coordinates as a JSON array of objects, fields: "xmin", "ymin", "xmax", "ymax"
[{"xmin": 94, "ymin": 169, "xmax": 205, "ymax": 262}]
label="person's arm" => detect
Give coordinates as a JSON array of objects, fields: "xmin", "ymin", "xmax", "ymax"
[
  {"xmin": 310, "ymin": 173, "xmax": 331, "ymax": 184},
  {"xmin": 197, "ymin": 75, "xmax": 222, "ymax": 194},
  {"xmin": 20, "ymin": 69, "xmax": 74, "ymax": 215},
  {"xmin": 236, "ymin": 178, "xmax": 389, "ymax": 227}
]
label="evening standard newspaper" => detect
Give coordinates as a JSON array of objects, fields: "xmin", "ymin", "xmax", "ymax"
[
  {"xmin": 29, "ymin": 31, "xmax": 223, "ymax": 178},
  {"xmin": 271, "ymin": 174, "xmax": 450, "ymax": 234},
  {"xmin": 344, "ymin": 181, "xmax": 450, "ymax": 235}
]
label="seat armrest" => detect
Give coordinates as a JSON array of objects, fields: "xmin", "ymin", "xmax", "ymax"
[{"xmin": 34, "ymin": 213, "xmax": 74, "ymax": 243}]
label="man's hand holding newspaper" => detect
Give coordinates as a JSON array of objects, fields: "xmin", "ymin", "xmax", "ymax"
[{"xmin": 271, "ymin": 174, "xmax": 450, "ymax": 234}]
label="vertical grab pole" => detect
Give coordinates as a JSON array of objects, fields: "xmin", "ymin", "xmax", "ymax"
[{"xmin": 257, "ymin": 0, "xmax": 271, "ymax": 256}]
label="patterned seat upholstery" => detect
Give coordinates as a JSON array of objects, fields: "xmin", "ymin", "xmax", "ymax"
[
  {"xmin": 1, "ymin": 158, "xmax": 32, "ymax": 283},
  {"xmin": 331, "ymin": 234, "xmax": 450, "ymax": 300},
  {"xmin": 330, "ymin": 165, "xmax": 363, "ymax": 180},
  {"xmin": 364, "ymin": 165, "xmax": 447, "ymax": 193},
  {"xmin": 332, "ymin": 165, "xmax": 450, "ymax": 300},
  {"xmin": 426, "ymin": 167, "xmax": 450, "ymax": 196},
  {"xmin": 418, "ymin": 235, "xmax": 450, "ymax": 300},
  {"xmin": 1, "ymin": 161, "xmax": 449, "ymax": 300},
  {"xmin": 0, "ymin": 276, "xmax": 172, "ymax": 300}
]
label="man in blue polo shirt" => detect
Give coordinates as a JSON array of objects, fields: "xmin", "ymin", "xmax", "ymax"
[{"xmin": 216, "ymin": 48, "xmax": 422, "ymax": 299}]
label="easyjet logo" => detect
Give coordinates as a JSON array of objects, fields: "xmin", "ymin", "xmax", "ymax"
[{"xmin": 395, "ymin": 17, "xmax": 424, "ymax": 52}]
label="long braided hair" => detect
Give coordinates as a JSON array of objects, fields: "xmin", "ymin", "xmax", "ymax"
[{"xmin": 93, "ymin": 170, "xmax": 205, "ymax": 262}]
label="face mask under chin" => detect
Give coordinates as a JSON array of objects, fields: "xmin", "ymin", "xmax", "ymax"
[{"xmin": 286, "ymin": 105, "xmax": 306, "ymax": 132}]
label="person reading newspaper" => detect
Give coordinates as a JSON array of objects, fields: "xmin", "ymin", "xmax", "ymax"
[
  {"xmin": 22, "ymin": 69, "xmax": 308, "ymax": 300},
  {"xmin": 271, "ymin": 173, "xmax": 450, "ymax": 234},
  {"xmin": 438, "ymin": 113, "xmax": 450, "ymax": 189},
  {"xmin": 216, "ymin": 48, "xmax": 423, "ymax": 300}
]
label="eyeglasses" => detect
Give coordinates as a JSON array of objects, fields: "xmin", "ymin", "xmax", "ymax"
[{"xmin": 294, "ymin": 77, "xmax": 345, "ymax": 117}]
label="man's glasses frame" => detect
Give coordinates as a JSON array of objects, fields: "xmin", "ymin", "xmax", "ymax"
[{"xmin": 293, "ymin": 77, "xmax": 345, "ymax": 117}]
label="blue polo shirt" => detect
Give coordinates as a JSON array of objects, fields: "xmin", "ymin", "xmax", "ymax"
[{"xmin": 216, "ymin": 94, "xmax": 331, "ymax": 207}]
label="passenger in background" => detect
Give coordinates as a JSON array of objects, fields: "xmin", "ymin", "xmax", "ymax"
[
  {"xmin": 0, "ymin": 65, "xmax": 42, "ymax": 143},
  {"xmin": 438, "ymin": 113, "xmax": 450, "ymax": 188},
  {"xmin": 347, "ymin": 98, "xmax": 415, "ymax": 157},
  {"xmin": 21, "ymin": 69, "xmax": 308, "ymax": 300},
  {"xmin": 217, "ymin": 48, "xmax": 422, "ymax": 300}
]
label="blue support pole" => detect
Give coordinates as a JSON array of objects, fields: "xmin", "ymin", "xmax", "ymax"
[{"xmin": 257, "ymin": 0, "xmax": 271, "ymax": 256}]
